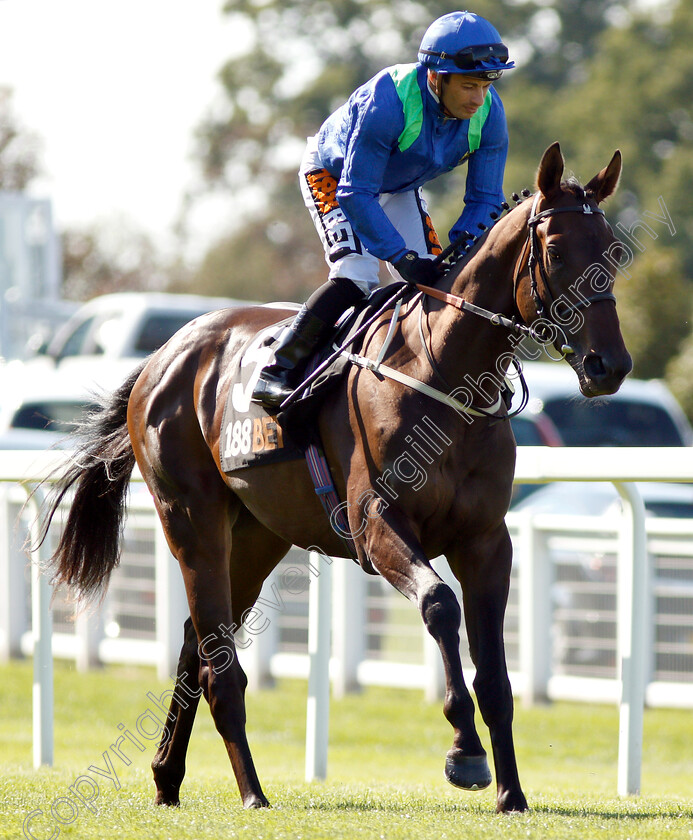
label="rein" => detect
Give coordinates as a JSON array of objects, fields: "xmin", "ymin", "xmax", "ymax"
[
  {"xmin": 283, "ymin": 192, "xmax": 616, "ymax": 420},
  {"xmin": 414, "ymin": 282, "xmax": 533, "ymax": 338},
  {"xmin": 397, "ymin": 193, "xmax": 616, "ymax": 418}
]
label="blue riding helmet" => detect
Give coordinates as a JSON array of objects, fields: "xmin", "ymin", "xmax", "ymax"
[{"xmin": 418, "ymin": 11, "xmax": 515, "ymax": 80}]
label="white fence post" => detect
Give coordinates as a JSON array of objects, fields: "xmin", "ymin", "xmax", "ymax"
[
  {"xmin": 518, "ymin": 516, "xmax": 552, "ymax": 705},
  {"xmin": 305, "ymin": 550, "xmax": 332, "ymax": 782},
  {"xmin": 242, "ymin": 566, "xmax": 280, "ymax": 691},
  {"xmin": 0, "ymin": 489, "xmax": 27, "ymax": 661},
  {"xmin": 27, "ymin": 488, "xmax": 53, "ymax": 768},
  {"xmin": 75, "ymin": 604, "xmax": 104, "ymax": 672},
  {"xmin": 155, "ymin": 524, "xmax": 189, "ymax": 681},
  {"xmin": 614, "ymin": 481, "xmax": 648, "ymax": 796},
  {"xmin": 331, "ymin": 558, "xmax": 365, "ymax": 698}
]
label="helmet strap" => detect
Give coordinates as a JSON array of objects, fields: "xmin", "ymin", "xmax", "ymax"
[{"xmin": 427, "ymin": 70, "xmax": 456, "ymax": 119}]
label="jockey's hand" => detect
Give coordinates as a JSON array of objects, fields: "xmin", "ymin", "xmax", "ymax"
[{"xmin": 392, "ymin": 251, "xmax": 444, "ymax": 287}]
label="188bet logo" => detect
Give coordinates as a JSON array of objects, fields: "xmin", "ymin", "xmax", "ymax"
[{"xmin": 224, "ymin": 417, "xmax": 284, "ymax": 458}]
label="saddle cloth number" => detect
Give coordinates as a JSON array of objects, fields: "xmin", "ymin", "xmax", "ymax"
[{"xmin": 231, "ymin": 327, "xmax": 276, "ymax": 414}]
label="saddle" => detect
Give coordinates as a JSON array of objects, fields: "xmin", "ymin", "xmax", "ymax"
[
  {"xmin": 219, "ymin": 285, "xmax": 409, "ymax": 566},
  {"xmin": 220, "ymin": 284, "xmax": 404, "ymax": 475},
  {"xmin": 278, "ymin": 283, "xmax": 408, "ymax": 448}
]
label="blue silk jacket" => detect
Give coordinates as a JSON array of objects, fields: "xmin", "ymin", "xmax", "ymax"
[{"xmin": 315, "ymin": 62, "xmax": 509, "ymax": 262}]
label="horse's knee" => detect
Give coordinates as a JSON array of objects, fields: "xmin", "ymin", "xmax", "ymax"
[{"xmin": 420, "ymin": 582, "xmax": 461, "ymax": 640}]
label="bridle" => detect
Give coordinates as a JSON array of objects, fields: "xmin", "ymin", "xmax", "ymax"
[
  {"xmin": 516, "ymin": 192, "xmax": 617, "ymax": 355},
  {"xmin": 419, "ymin": 192, "xmax": 616, "ymax": 347},
  {"xmin": 411, "ymin": 191, "xmax": 618, "ymax": 416}
]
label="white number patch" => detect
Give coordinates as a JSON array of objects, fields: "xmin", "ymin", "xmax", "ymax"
[{"xmin": 224, "ymin": 418, "xmax": 252, "ymax": 458}]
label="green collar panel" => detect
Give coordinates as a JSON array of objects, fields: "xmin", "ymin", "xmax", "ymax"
[{"xmin": 388, "ymin": 64, "xmax": 493, "ymax": 154}]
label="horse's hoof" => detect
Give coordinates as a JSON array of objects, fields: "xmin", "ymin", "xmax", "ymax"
[
  {"xmin": 154, "ymin": 791, "xmax": 180, "ymax": 807},
  {"xmin": 445, "ymin": 749, "xmax": 492, "ymax": 791},
  {"xmin": 243, "ymin": 794, "xmax": 271, "ymax": 809},
  {"xmin": 496, "ymin": 789, "xmax": 529, "ymax": 813}
]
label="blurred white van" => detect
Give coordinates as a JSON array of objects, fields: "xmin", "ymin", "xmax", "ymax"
[{"xmin": 22, "ymin": 292, "xmax": 252, "ymax": 392}]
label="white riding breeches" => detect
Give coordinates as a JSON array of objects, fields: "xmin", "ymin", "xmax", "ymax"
[{"xmin": 299, "ymin": 135, "xmax": 441, "ymax": 294}]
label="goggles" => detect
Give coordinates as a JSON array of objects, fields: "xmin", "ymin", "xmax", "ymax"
[{"xmin": 420, "ymin": 42, "xmax": 510, "ymax": 75}]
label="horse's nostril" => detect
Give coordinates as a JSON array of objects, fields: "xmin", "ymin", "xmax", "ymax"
[{"xmin": 583, "ymin": 354, "xmax": 607, "ymax": 380}]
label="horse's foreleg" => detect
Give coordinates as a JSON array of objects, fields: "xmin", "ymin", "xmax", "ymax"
[
  {"xmin": 423, "ymin": 575, "xmax": 494, "ymax": 792},
  {"xmin": 358, "ymin": 506, "xmax": 490, "ymax": 790},
  {"xmin": 152, "ymin": 617, "xmax": 202, "ymax": 806},
  {"xmin": 453, "ymin": 527, "xmax": 528, "ymax": 813}
]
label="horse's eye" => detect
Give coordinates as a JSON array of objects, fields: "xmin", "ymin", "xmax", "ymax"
[{"xmin": 547, "ymin": 246, "xmax": 562, "ymax": 264}]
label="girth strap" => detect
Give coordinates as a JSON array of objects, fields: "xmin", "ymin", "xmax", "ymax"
[{"xmin": 304, "ymin": 441, "xmax": 358, "ymax": 561}]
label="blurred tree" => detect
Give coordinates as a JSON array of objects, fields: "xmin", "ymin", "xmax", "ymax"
[
  {"xmin": 548, "ymin": 0, "xmax": 693, "ymax": 264},
  {"xmin": 614, "ymin": 243, "xmax": 690, "ymax": 380},
  {"xmin": 61, "ymin": 219, "xmax": 170, "ymax": 301},
  {"xmin": 665, "ymin": 329, "xmax": 693, "ymax": 420},
  {"xmin": 180, "ymin": 0, "xmax": 693, "ymax": 422},
  {"xmin": 0, "ymin": 87, "xmax": 42, "ymax": 190}
]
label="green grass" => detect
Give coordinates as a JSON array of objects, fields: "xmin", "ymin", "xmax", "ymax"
[{"xmin": 1, "ymin": 660, "xmax": 692, "ymax": 839}]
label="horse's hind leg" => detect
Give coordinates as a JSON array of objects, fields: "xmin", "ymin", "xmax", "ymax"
[
  {"xmin": 150, "ymin": 494, "xmax": 290, "ymax": 809},
  {"xmin": 152, "ymin": 617, "xmax": 202, "ymax": 806}
]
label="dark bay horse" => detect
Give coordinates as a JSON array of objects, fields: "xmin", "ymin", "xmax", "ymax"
[{"xmin": 42, "ymin": 143, "xmax": 631, "ymax": 813}]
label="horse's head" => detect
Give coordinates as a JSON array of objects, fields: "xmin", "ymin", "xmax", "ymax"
[{"xmin": 514, "ymin": 142, "xmax": 632, "ymax": 397}]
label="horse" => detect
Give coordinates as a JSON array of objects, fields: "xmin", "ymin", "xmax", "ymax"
[{"xmin": 41, "ymin": 142, "xmax": 631, "ymax": 814}]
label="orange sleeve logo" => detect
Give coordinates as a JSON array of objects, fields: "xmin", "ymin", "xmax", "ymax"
[{"xmin": 305, "ymin": 169, "xmax": 340, "ymax": 216}]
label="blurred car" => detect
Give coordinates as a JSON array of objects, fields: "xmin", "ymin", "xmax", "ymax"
[
  {"xmin": 510, "ymin": 411, "xmax": 563, "ymax": 447},
  {"xmin": 510, "ymin": 361, "xmax": 693, "ymax": 447},
  {"xmin": 509, "ymin": 411, "xmax": 564, "ymax": 504},
  {"xmin": 20, "ymin": 291, "xmax": 254, "ymax": 393},
  {"xmin": 39, "ymin": 292, "xmax": 251, "ymax": 365},
  {"xmin": 511, "ymin": 480, "xmax": 693, "ymax": 519},
  {"xmin": 508, "ymin": 359, "xmax": 693, "ymax": 510},
  {"xmin": 0, "ymin": 369, "xmax": 99, "ymax": 449}
]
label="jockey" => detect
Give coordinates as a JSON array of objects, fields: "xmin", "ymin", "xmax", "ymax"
[{"xmin": 252, "ymin": 10, "xmax": 515, "ymax": 409}]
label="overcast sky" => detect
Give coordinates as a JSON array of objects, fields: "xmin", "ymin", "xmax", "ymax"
[{"xmin": 0, "ymin": 0, "xmax": 243, "ymax": 257}]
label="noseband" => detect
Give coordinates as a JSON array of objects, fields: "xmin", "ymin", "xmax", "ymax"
[{"xmin": 520, "ymin": 193, "xmax": 617, "ymax": 354}]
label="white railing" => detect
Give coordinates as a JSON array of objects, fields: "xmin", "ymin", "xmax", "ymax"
[
  {"xmin": 516, "ymin": 447, "xmax": 693, "ymax": 796},
  {"xmin": 3, "ymin": 447, "xmax": 693, "ymax": 797}
]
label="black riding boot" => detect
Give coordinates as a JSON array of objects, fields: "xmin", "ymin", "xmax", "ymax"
[
  {"xmin": 251, "ymin": 278, "xmax": 365, "ymax": 409},
  {"xmin": 251, "ymin": 305, "xmax": 332, "ymax": 408}
]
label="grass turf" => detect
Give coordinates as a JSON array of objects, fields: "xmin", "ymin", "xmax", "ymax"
[{"xmin": 1, "ymin": 660, "xmax": 692, "ymax": 839}]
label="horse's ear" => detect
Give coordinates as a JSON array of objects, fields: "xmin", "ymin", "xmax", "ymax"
[
  {"xmin": 536, "ymin": 142, "xmax": 565, "ymax": 198},
  {"xmin": 585, "ymin": 150, "xmax": 622, "ymax": 203}
]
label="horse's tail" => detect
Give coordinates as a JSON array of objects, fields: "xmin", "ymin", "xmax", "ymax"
[{"xmin": 40, "ymin": 362, "xmax": 146, "ymax": 602}]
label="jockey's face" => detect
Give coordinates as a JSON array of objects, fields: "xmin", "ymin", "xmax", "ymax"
[{"xmin": 436, "ymin": 73, "xmax": 492, "ymax": 120}]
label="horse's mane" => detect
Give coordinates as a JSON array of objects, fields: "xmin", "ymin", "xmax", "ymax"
[{"xmin": 561, "ymin": 176, "xmax": 587, "ymax": 200}]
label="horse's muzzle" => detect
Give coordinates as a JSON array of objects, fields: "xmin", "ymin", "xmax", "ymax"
[{"xmin": 578, "ymin": 350, "xmax": 633, "ymax": 397}]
